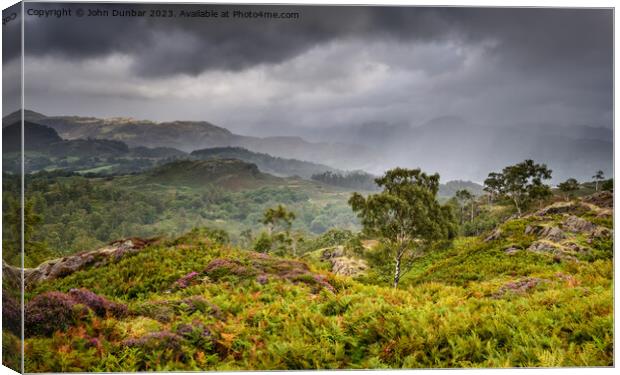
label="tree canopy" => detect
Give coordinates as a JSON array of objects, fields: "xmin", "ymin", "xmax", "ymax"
[
  {"xmin": 349, "ymin": 168, "xmax": 456, "ymax": 288},
  {"xmin": 558, "ymin": 178, "xmax": 579, "ymax": 201},
  {"xmin": 484, "ymin": 160, "xmax": 552, "ymax": 216}
]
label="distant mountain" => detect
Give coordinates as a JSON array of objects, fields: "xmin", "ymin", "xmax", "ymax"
[
  {"xmin": 6, "ymin": 110, "xmax": 612, "ymax": 183},
  {"xmin": 144, "ymin": 159, "xmax": 281, "ymax": 190},
  {"xmin": 3, "ymin": 121, "xmax": 130, "ymax": 157},
  {"xmin": 8, "ymin": 110, "xmax": 374, "ymax": 171},
  {"xmin": 191, "ymin": 147, "xmax": 335, "ymax": 179},
  {"xmin": 1, "ymin": 109, "xmax": 47, "ymax": 127},
  {"xmin": 2, "ymin": 121, "xmax": 188, "ymax": 174},
  {"xmin": 130, "ymin": 146, "xmax": 188, "ymax": 158}
]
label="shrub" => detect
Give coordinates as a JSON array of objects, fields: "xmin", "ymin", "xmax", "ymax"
[
  {"xmin": 176, "ymin": 296, "xmax": 223, "ymax": 319},
  {"xmin": 175, "ymin": 321, "xmax": 214, "ymax": 350},
  {"xmin": 204, "ymin": 258, "xmax": 256, "ymax": 280},
  {"xmin": 2, "ymin": 292, "xmax": 21, "ymax": 336},
  {"xmin": 174, "ymin": 271, "xmax": 201, "ymax": 289},
  {"xmin": 68, "ymin": 288, "xmax": 127, "ymax": 317},
  {"xmin": 26, "ymin": 289, "xmax": 127, "ymax": 337},
  {"xmin": 122, "ymin": 331, "xmax": 183, "ymax": 352},
  {"xmin": 25, "ymin": 292, "xmax": 84, "ymax": 337},
  {"xmin": 253, "ymin": 232, "xmax": 272, "ymax": 253}
]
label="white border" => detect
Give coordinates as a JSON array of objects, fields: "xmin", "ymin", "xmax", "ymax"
[{"xmin": 0, "ymin": 1, "xmax": 616, "ymax": 375}]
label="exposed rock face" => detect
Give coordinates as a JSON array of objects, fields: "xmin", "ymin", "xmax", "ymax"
[
  {"xmin": 330, "ymin": 257, "xmax": 368, "ymax": 277},
  {"xmin": 484, "ymin": 228, "xmax": 502, "ymax": 242},
  {"xmin": 591, "ymin": 226, "xmax": 612, "ymax": 239},
  {"xmin": 525, "ymin": 225, "xmax": 565, "ymax": 242},
  {"xmin": 582, "ymin": 191, "xmax": 613, "ymax": 208},
  {"xmin": 518, "ymin": 192, "xmax": 613, "ymax": 263},
  {"xmin": 527, "ymin": 240, "xmax": 561, "ymax": 254},
  {"xmin": 559, "ymin": 215, "xmax": 612, "ymax": 241},
  {"xmin": 542, "ymin": 227, "xmax": 566, "ymax": 242},
  {"xmin": 23, "ymin": 238, "xmax": 158, "ymax": 288},
  {"xmin": 321, "ymin": 246, "xmax": 345, "ymax": 259},
  {"xmin": 562, "ymin": 215, "xmax": 595, "ymax": 234},
  {"xmin": 527, "ymin": 240, "xmax": 578, "ymax": 262},
  {"xmin": 533, "ymin": 201, "xmax": 587, "ymax": 217},
  {"xmin": 503, "ymin": 246, "xmax": 520, "ymax": 255},
  {"xmin": 203, "ymin": 252, "xmax": 336, "ymax": 293},
  {"xmin": 321, "ymin": 246, "xmax": 368, "ymax": 277},
  {"xmin": 2, "ymin": 260, "xmax": 22, "ymax": 290},
  {"xmin": 493, "ymin": 277, "xmax": 548, "ymax": 298}
]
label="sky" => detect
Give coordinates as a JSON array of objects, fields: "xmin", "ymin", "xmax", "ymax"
[
  {"xmin": 1, "ymin": 3, "xmax": 614, "ymax": 181},
  {"xmin": 2, "ymin": 4, "xmax": 611, "ymax": 134}
]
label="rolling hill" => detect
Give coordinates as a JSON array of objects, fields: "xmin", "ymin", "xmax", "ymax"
[
  {"xmin": 143, "ymin": 159, "xmax": 282, "ymax": 189},
  {"xmin": 191, "ymin": 147, "xmax": 336, "ymax": 179},
  {"xmin": 3, "ymin": 121, "xmax": 129, "ymax": 156}
]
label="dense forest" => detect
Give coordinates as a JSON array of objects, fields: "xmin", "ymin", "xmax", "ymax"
[{"xmin": 2, "ymin": 166, "xmax": 359, "ymax": 267}]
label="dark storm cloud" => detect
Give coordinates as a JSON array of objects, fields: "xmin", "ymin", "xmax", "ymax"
[
  {"xmin": 2, "ymin": 4, "xmax": 21, "ymax": 65},
  {"xmin": 21, "ymin": 3, "xmax": 452, "ymax": 76},
  {"xmin": 19, "ymin": 3, "xmax": 611, "ymax": 79},
  {"xmin": 12, "ymin": 4, "xmax": 613, "ymax": 182}
]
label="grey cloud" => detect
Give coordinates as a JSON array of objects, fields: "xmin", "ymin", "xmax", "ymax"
[{"xmin": 18, "ymin": 4, "xmax": 611, "ymax": 79}]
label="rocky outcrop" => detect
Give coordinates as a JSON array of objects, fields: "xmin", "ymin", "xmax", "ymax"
[
  {"xmin": 484, "ymin": 228, "xmax": 502, "ymax": 242},
  {"xmin": 561, "ymin": 215, "xmax": 612, "ymax": 240},
  {"xmin": 527, "ymin": 240, "xmax": 578, "ymax": 262},
  {"xmin": 330, "ymin": 257, "xmax": 368, "ymax": 277},
  {"xmin": 582, "ymin": 191, "xmax": 613, "ymax": 208},
  {"xmin": 321, "ymin": 246, "xmax": 345, "ymax": 259},
  {"xmin": 525, "ymin": 225, "xmax": 565, "ymax": 242},
  {"xmin": 533, "ymin": 201, "xmax": 588, "ymax": 217},
  {"xmin": 561, "ymin": 215, "xmax": 595, "ymax": 233},
  {"xmin": 516, "ymin": 192, "xmax": 614, "ymax": 263},
  {"xmin": 22, "ymin": 237, "xmax": 158, "ymax": 288},
  {"xmin": 321, "ymin": 246, "xmax": 368, "ymax": 277},
  {"xmin": 203, "ymin": 252, "xmax": 336, "ymax": 293},
  {"xmin": 2, "ymin": 260, "xmax": 22, "ymax": 290},
  {"xmin": 493, "ymin": 277, "xmax": 548, "ymax": 298},
  {"xmin": 503, "ymin": 246, "xmax": 521, "ymax": 255}
]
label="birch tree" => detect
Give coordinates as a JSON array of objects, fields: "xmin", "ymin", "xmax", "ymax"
[{"xmin": 349, "ymin": 168, "xmax": 455, "ymax": 288}]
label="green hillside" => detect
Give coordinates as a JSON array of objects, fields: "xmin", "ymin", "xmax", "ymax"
[
  {"xmin": 143, "ymin": 159, "xmax": 279, "ymax": 189},
  {"xmin": 8, "ymin": 192, "xmax": 612, "ymax": 371},
  {"xmin": 191, "ymin": 147, "xmax": 336, "ymax": 179}
]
